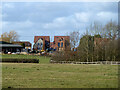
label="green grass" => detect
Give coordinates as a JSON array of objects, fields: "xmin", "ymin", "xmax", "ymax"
[
  {"xmin": 1, "ymin": 54, "xmax": 50, "ymax": 64},
  {"xmin": 2, "ymin": 63, "xmax": 118, "ymax": 88},
  {"xmin": 1, "ymin": 54, "xmax": 118, "ymax": 88}
]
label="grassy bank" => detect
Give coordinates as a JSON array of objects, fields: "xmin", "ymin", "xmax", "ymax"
[{"xmin": 2, "ymin": 63, "xmax": 118, "ymax": 88}]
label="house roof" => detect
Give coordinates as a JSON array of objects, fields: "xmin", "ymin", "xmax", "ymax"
[
  {"xmin": 0, "ymin": 41, "xmax": 12, "ymax": 44},
  {"xmin": 0, "ymin": 44, "xmax": 23, "ymax": 48},
  {"xmin": 54, "ymin": 36, "xmax": 70, "ymax": 38},
  {"xmin": 12, "ymin": 41, "xmax": 32, "ymax": 46},
  {"xmin": 94, "ymin": 38, "xmax": 110, "ymax": 43},
  {"xmin": 0, "ymin": 41, "xmax": 23, "ymax": 48}
]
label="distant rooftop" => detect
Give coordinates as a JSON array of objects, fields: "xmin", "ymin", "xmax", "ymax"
[
  {"xmin": 0, "ymin": 41, "xmax": 12, "ymax": 44},
  {"xmin": 0, "ymin": 41, "xmax": 23, "ymax": 48}
]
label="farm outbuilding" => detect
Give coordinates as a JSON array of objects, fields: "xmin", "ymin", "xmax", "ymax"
[{"xmin": 0, "ymin": 41, "xmax": 23, "ymax": 53}]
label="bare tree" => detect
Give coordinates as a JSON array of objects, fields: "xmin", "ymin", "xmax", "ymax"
[
  {"xmin": 102, "ymin": 20, "xmax": 118, "ymax": 39},
  {"xmin": 88, "ymin": 20, "xmax": 118, "ymax": 61},
  {"xmin": 69, "ymin": 31, "xmax": 80, "ymax": 50},
  {"xmin": 0, "ymin": 30, "xmax": 19, "ymax": 43},
  {"xmin": 88, "ymin": 21, "xmax": 103, "ymax": 35},
  {"xmin": 89, "ymin": 20, "xmax": 118, "ymax": 39}
]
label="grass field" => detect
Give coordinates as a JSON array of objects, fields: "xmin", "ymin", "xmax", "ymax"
[{"xmin": 1, "ymin": 54, "xmax": 118, "ymax": 88}]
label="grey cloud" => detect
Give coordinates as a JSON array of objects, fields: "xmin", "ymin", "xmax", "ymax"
[
  {"xmin": 2, "ymin": 2, "xmax": 117, "ymax": 22},
  {"xmin": 1, "ymin": 2, "xmax": 118, "ymax": 43}
]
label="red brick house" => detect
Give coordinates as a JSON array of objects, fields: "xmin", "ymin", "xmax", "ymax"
[
  {"xmin": 33, "ymin": 36, "xmax": 70, "ymax": 51},
  {"xmin": 94, "ymin": 38, "xmax": 110, "ymax": 48},
  {"xmin": 50, "ymin": 36, "xmax": 70, "ymax": 51},
  {"xmin": 33, "ymin": 36, "xmax": 50, "ymax": 51}
]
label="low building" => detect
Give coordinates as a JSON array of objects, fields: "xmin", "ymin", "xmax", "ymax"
[
  {"xmin": 12, "ymin": 41, "xmax": 32, "ymax": 52},
  {"xmin": 0, "ymin": 41, "xmax": 23, "ymax": 53}
]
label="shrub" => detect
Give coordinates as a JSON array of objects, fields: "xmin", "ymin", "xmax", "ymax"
[
  {"xmin": 51, "ymin": 50, "xmax": 80, "ymax": 62},
  {"xmin": 0, "ymin": 58, "xmax": 39, "ymax": 63}
]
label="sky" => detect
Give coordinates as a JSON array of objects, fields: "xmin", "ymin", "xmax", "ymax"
[{"xmin": 1, "ymin": 2, "xmax": 118, "ymax": 45}]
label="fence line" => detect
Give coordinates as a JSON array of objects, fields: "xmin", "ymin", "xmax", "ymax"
[{"xmin": 50, "ymin": 60, "xmax": 120, "ymax": 65}]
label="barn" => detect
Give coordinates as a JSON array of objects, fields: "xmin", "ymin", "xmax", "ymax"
[{"xmin": 0, "ymin": 41, "xmax": 23, "ymax": 53}]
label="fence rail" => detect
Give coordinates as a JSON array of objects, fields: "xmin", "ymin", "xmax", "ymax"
[{"xmin": 50, "ymin": 60, "xmax": 120, "ymax": 65}]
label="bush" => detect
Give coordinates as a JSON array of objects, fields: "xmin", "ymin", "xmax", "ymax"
[
  {"xmin": 51, "ymin": 51, "xmax": 80, "ymax": 62},
  {"xmin": 0, "ymin": 58, "xmax": 39, "ymax": 63}
]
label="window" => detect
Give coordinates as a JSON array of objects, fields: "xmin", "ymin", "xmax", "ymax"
[
  {"xmin": 61, "ymin": 42, "xmax": 63, "ymax": 47},
  {"xmin": 40, "ymin": 43, "xmax": 43, "ymax": 47},
  {"xmin": 58, "ymin": 42, "xmax": 60, "ymax": 47},
  {"xmin": 28, "ymin": 43, "xmax": 30, "ymax": 46},
  {"xmin": 17, "ymin": 49, "xmax": 20, "ymax": 52},
  {"xmin": 59, "ymin": 38, "xmax": 63, "ymax": 41}
]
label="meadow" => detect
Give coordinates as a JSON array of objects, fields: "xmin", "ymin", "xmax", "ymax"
[{"xmin": 1, "ymin": 54, "xmax": 118, "ymax": 88}]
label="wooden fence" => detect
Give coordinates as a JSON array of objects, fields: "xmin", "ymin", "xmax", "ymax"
[{"xmin": 50, "ymin": 60, "xmax": 120, "ymax": 65}]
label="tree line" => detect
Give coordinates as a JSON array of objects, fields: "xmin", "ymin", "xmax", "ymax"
[
  {"xmin": 52, "ymin": 20, "xmax": 120, "ymax": 62},
  {"xmin": 1, "ymin": 21, "xmax": 119, "ymax": 62}
]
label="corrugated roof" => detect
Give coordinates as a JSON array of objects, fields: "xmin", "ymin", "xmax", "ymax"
[
  {"xmin": 0, "ymin": 41, "xmax": 12, "ymax": 44},
  {"xmin": 12, "ymin": 41, "xmax": 32, "ymax": 46},
  {"xmin": 0, "ymin": 44, "xmax": 23, "ymax": 47}
]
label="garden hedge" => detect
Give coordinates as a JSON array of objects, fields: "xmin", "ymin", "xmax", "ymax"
[{"xmin": 0, "ymin": 58, "xmax": 39, "ymax": 63}]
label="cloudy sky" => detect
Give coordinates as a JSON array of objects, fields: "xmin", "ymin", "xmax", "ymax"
[{"xmin": 1, "ymin": 2, "xmax": 118, "ymax": 44}]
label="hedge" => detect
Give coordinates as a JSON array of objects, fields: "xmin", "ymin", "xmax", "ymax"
[{"xmin": 0, "ymin": 58, "xmax": 39, "ymax": 63}]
